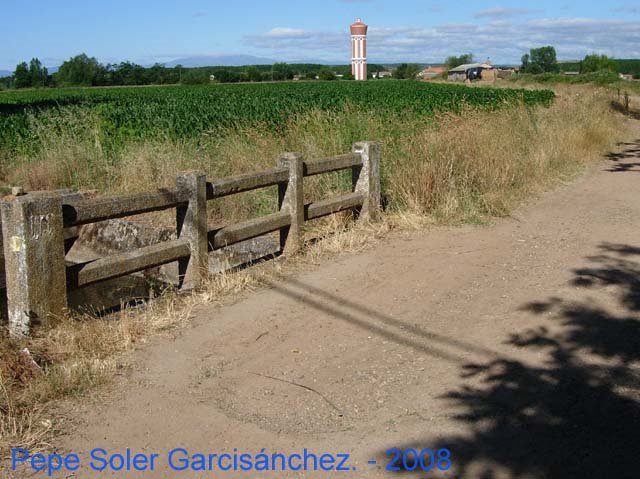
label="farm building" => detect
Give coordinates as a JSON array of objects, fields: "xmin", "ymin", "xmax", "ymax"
[
  {"xmin": 372, "ymin": 71, "xmax": 392, "ymax": 79},
  {"xmin": 419, "ymin": 66, "xmax": 447, "ymax": 79},
  {"xmin": 448, "ymin": 62, "xmax": 494, "ymax": 81}
]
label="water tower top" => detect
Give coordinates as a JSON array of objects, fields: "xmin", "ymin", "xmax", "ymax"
[{"xmin": 350, "ymin": 18, "xmax": 368, "ymax": 36}]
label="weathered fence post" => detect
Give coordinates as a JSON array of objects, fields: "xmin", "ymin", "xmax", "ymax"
[
  {"xmin": 351, "ymin": 141, "xmax": 381, "ymax": 221},
  {"xmin": 1, "ymin": 192, "xmax": 67, "ymax": 338},
  {"xmin": 278, "ymin": 152, "xmax": 304, "ymax": 254},
  {"xmin": 176, "ymin": 171, "xmax": 208, "ymax": 289},
  {"xmin": 624, "ymin": 91, "xmax": 630, "ymax": 115}
]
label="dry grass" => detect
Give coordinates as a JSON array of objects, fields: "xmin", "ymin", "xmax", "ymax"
[
  {"xmin": 382, "ymin": 85, "xmax": 624, "ymax": 222},
  {"xmin": 1, "ymin": 283, "xmax": 196, "ymax": 453},
  {"xmin": 0, "ymin": 84, "xmax": 630, "ymax": 455},
  {"xmin": 6, "ymin": 87, "xmax": 624, "ymax": 226}
]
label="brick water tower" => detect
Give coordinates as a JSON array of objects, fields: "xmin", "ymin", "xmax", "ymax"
[{"xmin": 351, "ymin": 18, "xmax": 368, "ymax": 80}]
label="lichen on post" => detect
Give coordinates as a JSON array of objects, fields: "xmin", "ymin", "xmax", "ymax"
[
  {"xmin": 351, "ymin": 141, "xmax": 381, "ymax": 222},
  {"xmin": 0, "ymin": 192, "xmax": 67, "ymax": 338},
  {"xmin": 277, "ymin": 152, "xmax": 304, "ymax": 254},
  {"xmin": 176, "ymin": 171, "xmax": 208, "ymax": 290}
]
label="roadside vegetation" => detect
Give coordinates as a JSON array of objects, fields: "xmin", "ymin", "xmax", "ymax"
[
  {"xmin": 0, "ymin": 80, "xmax": 631, "ymax": 456},
  {"xmin": 510, "ymin": 71, "xmax": 633, "ymax": 88},
  {"xmin": 509, "ymin": 50, "xmax": 639, "ymax": 95}
]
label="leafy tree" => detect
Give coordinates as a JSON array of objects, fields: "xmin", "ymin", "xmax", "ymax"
[
  {"xmin": 173, "ymin": 64, "xmax": 184, "ymax": 83},
  {"xmin": 271, "ymin": 62, "xmax": 293, "ymax": 81},
  {"xmin": 92, "ymin": 64, "xmax": 112, "ymax": 86},
  {"xmin": 145, "ymin": 63, "xmax": 166, "ymax": 84},
  {"xmin": 56, "ymin": 54, "xmax": 104, "ymax": 86},
  {"xmin": 531, "ymin": 46, "xmax": 557, "ymax": 73},
  {"xmin": 0, "ymin": 74, "xmax": 11, "ymax": 90},
  {"xmin": 521, "ymin": 52, "xmax": 543, "ymax": 74},
  {"xmin": 343, "ymin": 72, "xmax": 355, "ymax": 80},
  {"xmin": 392, "ymin": 64, "xmax": 405, "ymax": 79},
  {"xmin": 581, "ymin": 54, "xmax": 617, "ymax": 74},
  {"xmin": 111, "ymin": 61, "xmax": 146, "ymax": 85},
  {"xmin": 527, "ymin": 63, "xmax": 543, "ymax": 74},
  {"xmin": 393, "ymin": 63, "xmax": 420, "ymax": 79},
  {"xmin": 246, "ymin": 67, "xmax": 262, "ymax": 82},
  {"xmin": 522, "ymin": 46, "xmax": 557, "ymax": 73},
  {"xmin": 445, "ymin": 53, "xmax": 473, "ymax": 70},
  {"xmin": 211, "ymin": 69, "xmax": 240, "ymax": 83},
  {"xmin": 29, "ymin": 58, "xmax": 48, "ymax": 87},
  {"xmin": 182, "ymin": 70, "xmax": 209, "ymax": 84},
  {"xmin": 14, "ymin": 62, "xmax": 31, "ymax": 88},
  {"xmin": 318, "ymin": 68, "xmax": 337, "ymax": 81}
]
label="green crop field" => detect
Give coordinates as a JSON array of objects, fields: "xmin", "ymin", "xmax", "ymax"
[{"xmin": 0, "ymin": 81, "xmax": 554, "ymax": 155}]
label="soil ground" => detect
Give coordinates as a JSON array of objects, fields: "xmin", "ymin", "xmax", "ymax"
[{"xmin": 9, "ymin": 121, "xmax": 640, "ymax": 478}]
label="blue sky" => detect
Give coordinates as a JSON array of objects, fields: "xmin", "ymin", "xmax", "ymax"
[{"xmin": 1, "ymin": 0, "xmax": 639, "ymax": 70}]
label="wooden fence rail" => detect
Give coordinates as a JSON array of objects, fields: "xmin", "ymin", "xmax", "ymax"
[{"xmin": 1, "ymin": 141, "xmax": 380, "ymax": 338}]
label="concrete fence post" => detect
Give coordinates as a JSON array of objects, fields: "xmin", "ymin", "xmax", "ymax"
[
  {"xmin": 624, "ymin": 91, "xmax": 630, "ymax": 115},
  {"xmin": 351, "ymin": 141, "xmax": 381, "ymax": 221},
  {"xmin": 277, "ymin": 152, "xmax": 304, "ymax": 254},
  {"xmin": 1, "ymin": 192, "xmax": 67, "ymax": 338},
  {"xmin": 176, "ymin": 171, "xmax": 208, "ymax": 290}
]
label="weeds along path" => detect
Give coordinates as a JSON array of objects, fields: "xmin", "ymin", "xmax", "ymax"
[{"xmin": 43, "ymin": 120, "xmax": 640, "ymax": 479}]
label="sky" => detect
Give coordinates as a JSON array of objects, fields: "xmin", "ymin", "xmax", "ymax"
[{"xmin": 1, "ymin": 0, "xmax": 639, "ymax": 70}]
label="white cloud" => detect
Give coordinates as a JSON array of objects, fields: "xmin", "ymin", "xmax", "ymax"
[
  {"xmin": 474, "ymin": 7, "xmax": 540, "ymax": 19},
  {"xmin": 245, "ymin": 16, "xmax": 640, "ymax": 64},
  {"xmin": 264, "ymin": 28, "xmax": 311, "ymax": 39}
]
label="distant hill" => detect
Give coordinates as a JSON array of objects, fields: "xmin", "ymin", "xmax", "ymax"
[{"xmin": 164, "ymin": 55, "xmax": 277, "ymax": 67}]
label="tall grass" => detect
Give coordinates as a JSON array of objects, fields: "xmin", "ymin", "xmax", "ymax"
[
  {"xmin": 4, "ymin": 86, "xmax": 623, "ymax": 224},
  {"xmin": 0, "ymin": 85, "xmax": 628, "ymax": 455}
]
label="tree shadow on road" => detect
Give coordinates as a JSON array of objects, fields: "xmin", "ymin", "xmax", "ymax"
[
  {"xmin": 386, "ymin": 242, "xmax": 640, "ymax": 479},
  {"xmin": 606, "ymin": 138, "xmax": 640, "ymax": 171}
]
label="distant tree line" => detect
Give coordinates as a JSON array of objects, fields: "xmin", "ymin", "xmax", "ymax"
[
  {"xmin": 520, "ymin": 47, "xmax": 636, "ymax": 78},
  {"xmin": 557, "ymin": 57, "xmax": 639, "ymax": 77},
  {"xmin": 0, "ymin": 53, "xmax": 388, "ymax": 89},
  {"xmin": 3, "ymin": 50, "xmax": 638, "ymax": 90},
  {"xmin": 613, "ymin": 59, "xmax": 640, "ymax": 78}
]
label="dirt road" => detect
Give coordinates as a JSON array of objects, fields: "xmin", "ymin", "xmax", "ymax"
[{"xmin": 19, "ymin": 127, "xmax": 640, "ymax": 478}]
